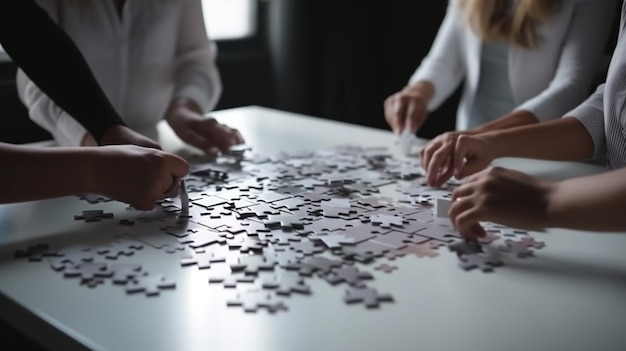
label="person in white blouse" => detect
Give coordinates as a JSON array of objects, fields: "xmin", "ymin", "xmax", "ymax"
[
  {"xmin": 385, "ymin": 0, "xmax": 617, "ymax": 159},
  {"xmin": 421, "ymin": 0, "xmax": 626, "ymax": 242},
  {"xmin": 17, "ymin": 0, "xmax": 243, "ymax": 157}
]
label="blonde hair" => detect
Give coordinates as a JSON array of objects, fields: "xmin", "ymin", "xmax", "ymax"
[{"xmin": 459, "ymin": 0, "xmax": 562, "ymax": 49}]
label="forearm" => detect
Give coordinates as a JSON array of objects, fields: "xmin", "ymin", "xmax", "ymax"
[
  {"xmin": 0, "ymin": 0, "xmax": 124, "ymax": 144},
  {"xmin": 166, "ymin": 97, "xmax": 202, "ymax": 124},
  {"xmin": 546, "ymin": 168, "xmax": 626, "ymax": 231},
  {"xmin": 482, "ymin": 117, "xmax": 594, "ymax": 161},
  {"xmin": 470, "ymin": 110, "xmax": 540, "ymax": 135},
  {"xmin": 406, "ymin": 81, "xmax": 435, "ymax": 102},
  {"xmin": 0, "ymin": 144, "xmax": 95, "ymax": 203}
]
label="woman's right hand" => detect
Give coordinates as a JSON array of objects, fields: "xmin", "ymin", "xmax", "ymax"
[
  {"xmin": 384, "ymin": 83, "xmax": 432, "ymax": 136},
  {"xmin": 89, "ymin": 145, "xmax": 189, "ymax": 210},
  {"xmin": 421, "ymin": 134, "xmax": 496, "ymax": 187}
]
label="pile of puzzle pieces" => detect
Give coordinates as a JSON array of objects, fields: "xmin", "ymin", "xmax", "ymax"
[{"xmin": 14, "ymin": 144, "xmax": 545, "ymax": 313}]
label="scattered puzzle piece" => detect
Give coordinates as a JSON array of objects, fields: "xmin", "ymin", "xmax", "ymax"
[
  {"xmin": 227, "ymin": 289, "xmax": 288, "ymax": 313},
  {"xmin": 74, "ymin": 210, "xmax": 114, "ymax": 222},
  {"xmin": 125, "ymin": 274, "xmax": 176, "ymax": 296},
  {"xmin": 343, "ymin": 286, "xmax": 393, "ymax": 308},
  {"xmin": 374, "ymin": 263, "xmax": 397, "ymax": 273}
]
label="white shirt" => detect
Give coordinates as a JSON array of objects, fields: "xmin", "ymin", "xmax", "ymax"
[
  {"xmin": 568, "ymin": 0, "xmax": 626, "ymax": 169},
  {"xmin": 17, "ymin": 0, "xmax": 222, "ymax": 146},
  {"xmin": 468, "ymin": 41, "xmax": 517, "ymax": 129},
  {"xmin": 409, "ymin": 0, "xmax": 618, "ymax": 131}
]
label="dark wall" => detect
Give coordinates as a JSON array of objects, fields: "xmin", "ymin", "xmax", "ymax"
[
  {"xmin": 1, "ymin": 0, "xmax": 619, "ymax": 144},
  {"xmin": 267, "ymin": 0, "xmax": 459, "ymax": 139}
]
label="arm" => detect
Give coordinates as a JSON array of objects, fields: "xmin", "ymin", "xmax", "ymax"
[
  {"xmin": 0, "ymin": 143, "xmax": 189, "ymax": 210},
  {"xmin": 168, "ymin": 0, "xmax": 222, "ymax": 116},
  {"xmin": 16, "ymin": 69, "xmax": 89, "ymax": 147},
  {"xmin": 484, "ymin": 83, "xmax": 605, "ymax": 161},
  {"xmin": 482, "ymin": 117, "xmax": 595, "ymax": 161},
  {"xmin": 407, "ymin": 0, "xmax": 465, "ymax": 111},
  {"xmin": 0, "ymin": 0, "xmax": 124, "ymax": 144},
  {"xmin": 467, "ymin": 109, "xmax": 540, "ymax": 135},
  {"xmin": 546, "ymin": 168, "xmax": 626, "ymax": 231},
  {"xmin": 513, "ymin": 0, "xmax": 618, "ymax": 122},
  {"xmin": 165, "ymin": 0, "xmax": 243, "ymax": 156}
]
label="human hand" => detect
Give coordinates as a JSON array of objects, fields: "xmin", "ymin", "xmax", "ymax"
[
  {"xmin": 100, "ymin": 124, "xmax": 162, "ymax": 150},
  {"xmin": 449, "ymin": 167, "xmax": 554, "ymax": 242},
  {"xmin": 89, "ymin": 145, "xmax": 189, "ymax": 210},
  {"xmin": 384, "ymin": 84, "xmax": 430, "ymax": 136},
  {"xmin": 421, "ymin": 134, "xmax": 495, "ymax": 187},
  {"xmin": 167, "ymin": 101, "xmax": 244, "ymax": 158}
]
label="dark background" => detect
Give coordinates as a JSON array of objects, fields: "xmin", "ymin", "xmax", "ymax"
[
  {"xmin": 0, "ymin": 0, "xmax": 619, "ymax": 145},
  {"xmin": 0, "ymin": 1, "xmax": 460, "ymax": 144}
]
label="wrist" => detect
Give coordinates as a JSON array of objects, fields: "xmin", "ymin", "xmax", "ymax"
[
  {"xmin": 75, "ymin": 148, "xmax": 101, "ymax": 194},
  {"xmin": 544, "ymin": 181, "xmax": 565, "ymax": 229},
  {"xmin": 405, "ymin": 81, "xmax": 434, "ymax": 102},
  {"xmin": 479, "ymin": 130, "xmax": 510, "ymax": 159}
]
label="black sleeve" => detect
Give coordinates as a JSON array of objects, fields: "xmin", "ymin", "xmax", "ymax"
[{"xmin": 0, "ymin": 0, "xmax": 126, "ymax": 144}]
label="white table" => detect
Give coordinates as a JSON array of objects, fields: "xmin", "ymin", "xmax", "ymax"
[{"xmin": 1, "ymin": 106, "xmax": 624, "ymax": 351}]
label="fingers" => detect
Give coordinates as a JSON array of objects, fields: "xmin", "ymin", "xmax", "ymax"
[
  {"xmin": 384, "ymin": 95, "xmax": 405, "ymax": 135},
  {"xmin": 192, "ymin": 118, "xmax": 242, "ymax": 154},
  {"xmin": 405, "ymin": 101, "xmax": 418, "ymax": 133},
  {"xmin": 425, "ymin": 142, "xmax": 454, "ymax": 186},
  {"xmin": 449, "ymin": 196, "xmax": 485, "ymax": 242},
  {"xmin": 162, "ymin": 176, "xmax": 180, "ymax": 198}
]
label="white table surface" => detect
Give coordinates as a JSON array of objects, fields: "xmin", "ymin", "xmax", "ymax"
[{"xmin": 1, "ymin": 105, "xmax": 624, "ymax": 351}]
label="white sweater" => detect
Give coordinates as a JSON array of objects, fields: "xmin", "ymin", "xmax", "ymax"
[
  {"xmin": 17, "ymin": 0, "xmax": 222, "ymax": 146},
  {"xmin": 410, "ymin": 0, "xmax": 618, "ymax": 130}
]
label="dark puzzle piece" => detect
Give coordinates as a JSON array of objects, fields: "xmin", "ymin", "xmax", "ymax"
[
  {"xmin": 414, "ymin": 225, "xmax": 461, "ymax": 243},
  {"xmin": 324, "ymin": 266, "xmax": 373, "ymax": 287},
  {"xmin": 230, "ymin": 254, "xmax": 277, "ymax": 275},
  {"xmin": 74, "ymin": 210, "xmax": 114, "ymax": 222},
  {"xmin": 180, "ymin": 251, "xmax": 227, "ymax": 269},
  {"xmin": 64, "ymin": 262, "xmax": 113, "ymax": 283},
  {"xmin": 227, "ymin": 289, "xmax": 288, "ymax": 313},
  {"xmin": 48, "ymin": 246, "xmax": 94, "ymax": 270},
  {"xmin": 160, "ymin": 219, "xmax": 209, "ymax": 238},
  {"xmin": 110, "ymin": 263, "xmax": 146, "ymax": 284},
  {"xmin": 77, "ymin": 194, "xmax": 113, "ymax": 204},
  {"xmin": 96, "ymin": 241, "xmax": 143, "ymax": 260},
  {"xmin": 260, "ymin": 272, "xmax": 311, "ymax": 295},
  {"xmin": 284, "ymin": 256, "xmax": 343, "ymax": 276},
  {"xmin": 120, "ymin": 232, "xmax": 186, "ymax": 254},
  {"xmin": 386, "ymin": 240, "xmax": 445, "ymax": 259},
  {"xmin": 289, "ymin": 239, "xmax": 326, "ymax": 256},
  {"xmin": 308, "ymin": 233, "xmax": 357, "ymax": 250},
  {"xmin": 448, "ymin": 240, "xmax": 484, "ymax": 256},
  {"xmin": 374, "ymin": 263, "xmax": 397, "ymax": 273},
  {"xmin": 208, "ymin": 274, "xmax": 256, "ymax": 288},
  {"xmin": 458, "ymin": 251, "xmax": 504, "ymax": 272},
  {"xmin": 125, "ymin": 274, "xmax": 176, "ymax": 296},
  {"xmin": 341, "ymin": 240, "xmax": 391, "ymax": 262},
  {"xmin": 220, "ymin": 220, "xmax": 273, "ymax": 236},
  {"xmin": 14, "ymin": 243, "xmax": 62, "ymax": 262},
  {"xmin": 343, "ymin": 286, "xmax": 393, "ymax": 308},
  {"xmin": 499, "ymin": 236, "xmax": 545, "ymax": 258},
  {"xmin": 262, "ymin": 214, "xmax": 306, "ymax": 230},
  {"xmin": 178, "ymin": 229, "xmax": 227, "ymax": 249}
]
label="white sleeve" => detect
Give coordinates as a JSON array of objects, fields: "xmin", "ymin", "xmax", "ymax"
[
  {"xmin": 515, "ymin": 0, "xmax": 619, "ymax": 122},
  {"xmin": 408, "ymin": 0, "xmax": 465, "ymax": 111},
  {"xmin": 16, "ymin": 68, "xmax": 87, "ymax": 147},
  {"xmin": 173, "ymin": 0, "xmax": 222, "ymax": 113},
  {"xmin": 564, "ymin": 83, "xmax": 606, "ymax": 161}
]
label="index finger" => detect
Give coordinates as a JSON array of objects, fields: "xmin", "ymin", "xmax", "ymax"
[{"xmin": 164, "ymin": 152, "xmax": 190, "ymax": 179}]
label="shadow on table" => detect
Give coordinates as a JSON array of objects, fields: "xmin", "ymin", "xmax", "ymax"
[
  {"xmin": 0, "ymin": 320, "xmax": 48, "ymax": 350},
  {"xmin": 503, "ymin": 254, "xmax": 626, "ymax": 291}
]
